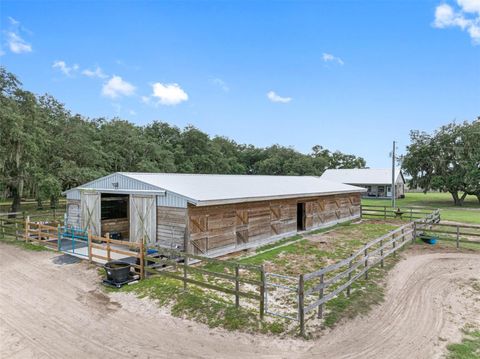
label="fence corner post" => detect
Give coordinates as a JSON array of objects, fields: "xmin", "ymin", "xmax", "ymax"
[
  {"xmin": 412, "ymin": 221, "xmax": 417, "ymax": 244},
  {"xmin": 298, "ymin": 274, "xmax": 305, "ymax": 337}
]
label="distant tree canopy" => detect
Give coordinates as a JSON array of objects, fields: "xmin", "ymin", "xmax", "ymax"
[
  {"xmin": 0, "ymin": 67, "xmax": 366, "ymax": 212},
  {"xmin": 402, "ymin": 120, "xmax": 480, "ymax": 206}
]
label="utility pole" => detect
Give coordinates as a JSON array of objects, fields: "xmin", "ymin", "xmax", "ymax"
[{"xmin": 392, "ymin": 141, "xmax": 396, "ymax": 208}]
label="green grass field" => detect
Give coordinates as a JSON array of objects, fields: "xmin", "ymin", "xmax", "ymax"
[{"xmin": 362, "ymin": 192, "xmax": 480, "ymax": 224}]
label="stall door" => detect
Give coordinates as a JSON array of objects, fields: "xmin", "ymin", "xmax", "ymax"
[
  {"xmin": 80, "ymin": 191, "xmax": 101, "ymax": 236},
  {"xmin": 130, "ymin": 195, "xmax": 157, "ymax": 244}
]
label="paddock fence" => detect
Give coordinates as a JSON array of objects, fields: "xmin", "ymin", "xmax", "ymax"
[
  {"xmin": 143, "ymin": 245, "xmax": 266, "ymax": 317},
  {"xmin": 360, "ymin": 204, "xmax": 436, "ymax": 221}
]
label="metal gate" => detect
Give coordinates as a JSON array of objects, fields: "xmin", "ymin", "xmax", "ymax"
[
  {"xmin": 264, "ymin": 272, "xmax": 299, "ymax": 321},
  {"xmin": 58, "ymin": 226, "xmax": 89, "ymax": 257}
]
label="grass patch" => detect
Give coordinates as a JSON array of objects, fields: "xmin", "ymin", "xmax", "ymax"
[
  {"xmin": 240, "ymin": 221, "xmax": 398, "ymax": 276},
  {"xmin": 0, "ymin": 235, "xmax": 51, "ymax": 251},
  {"xmin": 254, "ymin": 234, "xmax": 302, "ymax": 253},
  {"xmin": 447, "ymin": 327, "xmax": 480, "ymax": 359},
  {"xmin": 113, "ymin": 275, "xmax": 286, "ymax": 334}
]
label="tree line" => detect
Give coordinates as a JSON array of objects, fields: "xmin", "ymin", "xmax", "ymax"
[{"xmin": 0, "ymin": 67, "xmax": 366, "ymax": 212}]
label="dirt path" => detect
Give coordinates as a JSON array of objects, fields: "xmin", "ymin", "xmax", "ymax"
[{"xmin": 1, "ymin": 244, "xmax": 479, "ymax": 359}]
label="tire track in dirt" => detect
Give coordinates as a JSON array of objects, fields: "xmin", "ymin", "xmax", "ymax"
[{"xmin": 1, "ymin": 243, "xmax": 479, "ymax": 359}]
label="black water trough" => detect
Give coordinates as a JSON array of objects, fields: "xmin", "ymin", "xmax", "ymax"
[{"xmin": 104, "ymin": 261, "xmax": 131, "ymax": 284}]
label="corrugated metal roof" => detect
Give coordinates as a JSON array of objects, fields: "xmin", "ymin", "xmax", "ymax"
[
  {"xmin": 118, "ymin": 172, "xmax": 365, "ymax": 206},
  {"xmin": 320, "ymin": 168, "xmax": 404, "ymax": 185}
]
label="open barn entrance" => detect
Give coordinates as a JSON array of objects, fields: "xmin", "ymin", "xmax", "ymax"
[
  {"xmin": 297, "ymin": 202, "xmax": 306, "ymax": 231},
  {"xmin": 101, "ymin": 193, "xmax": 129, "ymax": 240}
]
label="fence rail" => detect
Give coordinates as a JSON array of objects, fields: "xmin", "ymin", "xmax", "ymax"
[
  {"xmin": 361, "ymin": 205, "xmax": 435, "ymax": 221},
  {"xmin": 416, "ymin": 221, "xmax": 480, "ymax": 249},
  {"xmin": 143, "ymin": 245, "xmax": 265, "ymax": 317}
]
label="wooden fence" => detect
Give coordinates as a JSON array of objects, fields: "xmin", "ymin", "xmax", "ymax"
[
  {"xmin": 143, "ymin": 245, "xmax": 266, "ymax": 317},
  {"xmin": 298, "ymin": 221, "xmax": 416, "ymax": 335},
  {"xmin": 88, "ymin": 233, "xmax": 145, "ymax": 278},
  {"xmin": 361, "ymin": 204, "xmax": 436, "ymax": 221},
  {"xmin": 416, "ymin": 221, "xmax": 480, "ymax": 249}
]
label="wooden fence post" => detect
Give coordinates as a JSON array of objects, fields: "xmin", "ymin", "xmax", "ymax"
[
  {"xmin": 183, "ymin": 253, "xmax": 188, "ymax": 291},
  {"xmin": 317, "ymin": 273, "xmax": 324, "ymax": 319},
  {"xmin": 139, "ymin": 240, "xmax": 145, "ymax": 279},
  {"xmin": 347, "ymin": 255, "xmax": 353, "ymax": 296},
  {"xmin": 298, "ymin": 274, "xmax": 305, "ymax": 337},
  {"xmin": 401, "ymin": 227, "xmax": 405, "ymax": 244},
  {"xmin": 15, "ymin": 221, "xmax": 19, "ymax": 241},
  {"xmin": 37, "ymin": 223, "xmax": 42, "ymax": 243},
  {"xmin": 412, "ymin": 222, "xmax": 417, "ymax": 244},
  {"xmin": 384, "ymin": 206, "xmax": 387, "ymax": 219},
  {"xmin": 106, "ymin": 232, "xmax": 111, "ymax": 261},
  {"xmin": 1, "ymin": 218, "xmax": 4, "ymax": 239},
  {"xmin": 392, "ymin": 233, "xmax": 396, "ymax": 256},
  {"xmin": 360, "ymin": 205, "xmax": 363, "ymax": 219},
  {"xmin": 380, "ymin": 239, "xmax": 384, "ymax": 268},
  {"xmin": 235, "ymin": 264, "xmax": 240, "ymax": 308},
  {"xmin": 364, "ymin": 245, "xmax": 369, "ymax": 280},
  {"xmin": 456, "ymin": 225, "xmax": 460, "ymax": 249},
  {"xmin": 259, "ymin": 264, "xmax": 265, "ymax": 320},
  {"xmin": 24, "ymin": 216, "xmax": 30, "ymax": 242},
  {"xmin": 57, "ymin": 224, "xmax": 61, "ymax": 251},
  {"xmin": 87, "ymin": 229, "xmax": 92, "ymax": 263}
]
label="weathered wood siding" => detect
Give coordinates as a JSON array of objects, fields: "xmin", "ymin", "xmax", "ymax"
[
  {"xmin": 157, "ymin": 206, "xmax": 187, "ymax": 249},
  {"xmin": 187, "ymin": 193, "xmax": 361, "ymax": 256},
  {"xmin": 66, "ymin": 199, "xmax": 81, "ymax": 228}
]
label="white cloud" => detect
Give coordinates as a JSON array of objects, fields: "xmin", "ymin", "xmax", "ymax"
[
  {"xmin": 267, "ymin": 91, "xmax": 292, "ymax": 103},
  {"xmin": 82, "ymin": 66, "xmax": 107, "ymax": 79},
  {"xmin": 150, "ymin": 82, "xmax": 188, "ymax": 105},
  {"xmin": 102, "ymin": 76, "xmax": 136, "ymax": 98},
  {"xmin": 433, "ymin": 1, "xmax": 480, "ymax": 44},
  {"xmin": 457, "ymin": 0, "xmax": 480, "ymax": 14},
  {"xmin": 8, "ymin": 17, "xmax": 20, "ymax": 26},
  {"xmin": 129, "ymin": 110, "xmax": 137, "ymax": 116},
  {"xmin": 6, "ymin": 32, "xmax": 32, "ymax": 54},
  {"xmin": 322, "ymin": 53, "xmax": 344, "ymax": 65},
  {"xmin": 52, "ymin": 60, "xmax": 79, "ymax": 76},
  {"xmin": 210, "ymin": 78, "xmax": 229, "ymax": 92}
]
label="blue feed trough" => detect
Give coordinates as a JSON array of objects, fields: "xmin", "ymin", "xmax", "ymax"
[
  {"xmin": 420, "ymin": 235, "xmax": 437, "ymax": 245},
  {"xmin": 146, "ymin": 248, "xmax": 158, "ymax": 255}
]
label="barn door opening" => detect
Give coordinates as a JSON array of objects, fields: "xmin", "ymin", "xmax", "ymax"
[
  {"xmin": 129, "ymin": 195, "xmax": 156, "ymax": 244},
  {"xmin": 297, "ymin": 202, "xmax": 306, "ymax": 231},
  {"xmin": 101, "ymin": 193, "xmax": 129, "ymax": 240},
  {"xmin": 80, "ymin": 191, "xmax": 101, "ymax": 236}
]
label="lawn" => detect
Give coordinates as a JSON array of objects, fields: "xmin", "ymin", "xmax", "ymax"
[{"xmin": 362, "ymin": 192, "xmax": 480, "ymax": 224}]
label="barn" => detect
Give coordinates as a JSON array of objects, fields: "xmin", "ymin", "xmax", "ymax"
[
  {"xmin": 321, "ymin": 168, "xmax": 405, "ymax": 199},
  {"xmin": 64, "ymin": 173, "xmax": 366, "ymax": 257}
]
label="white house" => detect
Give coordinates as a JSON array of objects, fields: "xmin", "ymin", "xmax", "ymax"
[{"xmin": 321, "ymin": 168, "xmax": 405, "ymax": 199}]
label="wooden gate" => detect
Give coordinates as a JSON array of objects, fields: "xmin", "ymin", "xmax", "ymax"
[
  {"xmin": 129, "ymin": 195, "xmax": 156, "ymax": 244},
  {"xmin": 80, "ymin": 191, "xmax": 101, "ymax": 236}
]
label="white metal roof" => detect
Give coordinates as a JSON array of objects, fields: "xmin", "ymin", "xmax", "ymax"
[
  {"xmin": 320, "ymin": 168, "xmax": 404, "ymax": 185},
  {"xmin": 68, "ymin": 172, "xmax": 365, "ymax": 206}
]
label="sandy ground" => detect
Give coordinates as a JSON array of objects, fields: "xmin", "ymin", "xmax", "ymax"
[{"xmin": 1, "ymin": 243, "xmax": 479, "ymax": 359}]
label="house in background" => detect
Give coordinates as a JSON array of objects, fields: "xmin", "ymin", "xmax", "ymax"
[
  {"xmin": 321, "ymin": 168, "xmax": 405, "ymax": 199},
  {"xmin": 64, "ymin": 172, "xmax": 366, "ymax": 257}
]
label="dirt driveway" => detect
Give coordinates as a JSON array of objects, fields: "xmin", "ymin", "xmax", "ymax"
[{"xmin": 1, "ymin": 243, "xmax": 479, "ymax": 359}]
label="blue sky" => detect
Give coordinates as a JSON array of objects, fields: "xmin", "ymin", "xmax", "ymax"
[{"xmin": 1, "ymin": 0, "xmax": 479, "ymax": 168}]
